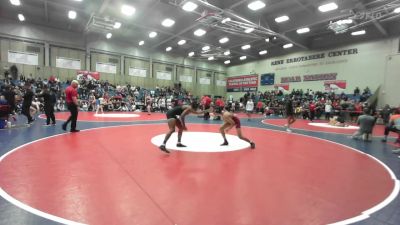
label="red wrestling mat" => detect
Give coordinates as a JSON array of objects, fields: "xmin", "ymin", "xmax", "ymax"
[
  {"xmin": 39, "ymin": 112, "xmax": 166, "ymax": 122},
  {"xmin": 233, "ymin": 112, "xmax": 265, "ymax": 119},
  {"xmin": 0, "ymin": 124, "xmax": 397, "ymax": 225},
  {"xmin": 263, "ymin": 118, "xmax": 398, "ymax": 137}
]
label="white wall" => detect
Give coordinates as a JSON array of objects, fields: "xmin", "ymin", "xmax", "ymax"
[{"xmin": 227, "ymin": 38, "xmax": 399, "ymax": 101}]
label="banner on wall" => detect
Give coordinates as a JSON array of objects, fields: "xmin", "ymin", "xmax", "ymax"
[
  {"xmin": 8, "ymin": 50, "xmax": 39, "ymax": 66},
  {"xmin": 227, "ymin": 75, "xmax": 258, "ymax": 92},
  {"xmin": 260, "ymin": 73, "xmax": 275, "ymax": 86},
  {"xmin": 179, "ymin": 75, "xmax": 193, "ymax": 83},
  {"xmin": 56, "ymin": 57, "xmax": 81, "ymax": 70},
  {"xmin": 128, "ymin": 67, "xmax": 147, "ymax": 77},
  {"xmin": 77, "ymin": 70, "xmax": 100, "ymax": 81},
  {"xmin": 216, "ymin": 80, "xmax": 226, "ymax": 87},
  {"xmin": 156, "ymin": 71, "xmax": 172, "ymax": 80},
  {"xmin": 324, "ymin": 80, "xmax": 347, "ymax": 91},
  {"xmin": 199, "ymin": 77, "xmax": 211, "ymax": 85},
  {"xmin": 96, "ymin": 62, "xmax": 117, "ymax": 74},
  {"xmin": 274, "ymin": 84, "xmax": 290, "ymax": 92}
]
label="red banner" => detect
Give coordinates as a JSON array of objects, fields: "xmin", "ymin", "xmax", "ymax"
[
  {"xmin": 77, "ymin": 70, "xmax": 100, "ymax": 80},
  {"xmin": 324, "ymin": 80, "xmax": 347, "ymax": 91},
  {"xmin": 227, "ymin": 75, "xmax": 258, "ymax": 92},
  {"xmin": 274, "ymin": 84, "xmax": 290, "ymax": 91}
]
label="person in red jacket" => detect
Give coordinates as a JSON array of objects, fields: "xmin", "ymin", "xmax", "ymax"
[{"xmin": 201, "ymin": 95, "xmax": 212, "ymax": 120}]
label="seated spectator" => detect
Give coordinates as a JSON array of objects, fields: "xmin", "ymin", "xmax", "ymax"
[{"xmin": 351, "ymin": 109, "xmax": 376, "ymax": 141}]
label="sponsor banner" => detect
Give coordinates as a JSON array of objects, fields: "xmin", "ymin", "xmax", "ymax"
[
  {"xmin": 179, "ymin": 75, "xmax": 193, "ymax": 83},
  {"xmin": 324, "ymin": 80, "xmax": 347, "ymax": 91},
  {"xmin": 260, "ymin": 73, "xmax": 275, "ymax": 86},
  {"xmin": 303, "ymin": 73, "xmax": 337, "ymax": 81},
  {"xmin": 199, "ymin": 77, "xmax": 211, "ymax": 85},
  {"xmin": 216, "ymin": 80, "xmax": 226, "ymax": 87},
  {"xmin": 227, "ymin": 75, "xmax": 258, "ymax": 92},
  {"xmin": 281, "ymin": 76, "xmax": 301, "ymax": 83},
  {"xmin": 274, "ymin": 84, "xmax": 290, "ymax": 92},
  {"xmin": 56, "ymin": 57, "xmax": 81, "ymax": 70},
  {"xmin": 129, "ymin": 67, "xmax": 147, "ymax": 77},
  {"xmin": 96, "ymin": 62, "xmax": 117, "ymax": 74},
  {"xmin": 8, "ymin": 50, "xmax": 39, "ymax": 66},
  {"xmin": 77, "ymin": 70, "xmax": 100, "ymax": 80},
  {"xmin": 156, "ymin": 71, "xmax": 172, "ymax": 80}
]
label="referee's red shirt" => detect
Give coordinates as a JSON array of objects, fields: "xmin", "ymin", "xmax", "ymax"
[{"xmin": 65, "ymin": 86, "xmax": 77, "ymax": 104}]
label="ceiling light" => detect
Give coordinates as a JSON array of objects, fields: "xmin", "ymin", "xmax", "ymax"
[
  {"xmin": 182, "ymin": 1, "xmax": 198, "ymax": 11},
  {"xmin": 240, "ymin": 56, "xmax": 247, "ymax": 60},
  {"xmin": 224, "ymin": 60, "xmax": 231, "ymax": 64},
  {"xmin": 106, "ymin": 33, "xmax": 112, "ymax": 39},
  {"xmin": 283, "ymin": 43, "xmax": 293, "ymax": 49},
  {"xmin": 221, "ymin": 18, "xmax": 231, "ymax": 23},
  {"xmin": 149, "ymin": 31, "xmax": 157, "ymax": 38},
  {"xmin": 194, "ymin": 28, "xmax": 206, "ymax": 36},
  {"xmin": 273, "ymin": 36, "xmax": 277, "ymax": 40},
  {"xmin": 275, "ymin": 15, "xmax": 289, "ymax": 23},
  {"xmin": 224, "ymin": 50, "xmax": 230, "ymax": 56},
  {"xmin": 259, "ymin": 50, "xmax": 267, "ymax": 55},
  {"xmin": 395, "ymin": 7, "xmax": 400, "ymax": 13},
  {"xmin": 113, "ymin": 22, "xmax": 122, "ymax": 29},
  {"xmin": 202, "ymin": 46, "xmax": 210, "ymax": 51},
  {"xmin": 178, "ymin": 40, "xmax": 187, "ymax": 45},
  {"xmin": 208, "ymin": 56, "xmax": 215, "ymax": 61},
  {"xmin": 242, "ymin": 44, "xmax": 251, "ymax": 50},
  {"xmin": 297, "ymin": 27, "xmax": 310, "ymax": 34},
  {"xmin": 318, "ymin": 2, "xmax": 338, "ymax": 12},
  {"xmin": 337, "ymin": 19, "xmax": 353, "ymax": 25},
  {"xmin": 265, "ymin": 38, "xmax": 270, "ymax": 42},
  {"xmin": 219, "ymin": 37, "xmax": 229, "ymax": 44},
  {"xmin": 139, "ymin": 40, "xmax": 144, "ymax": 46},
  {"xmin": 121, "ymin": 4, "xmax": 136, "ymax": 16},
  {"xmin": 351, "ymin": 30, "xmax": 366, "ymax": 36},
  {"xmin": 245, "ymin": 27, "xmax": 254, "ymax": 33},
  {"xmin": 166, "ymin": 46, "xmax": 172, "ymax": 52},
  {"xmin": 68, "ymin": 10, "xmax": 77, "ymax": 19},
  {"xmin": 162, "ymin": 18, "xmax": 175, "ymax": 27},
  {"xmin": 188, "ymin": 51, "xmax": 195, "ymax": 57},
  {"xmin": 10, "ymin": 0, "xmax": 20, "ymax": 6},
  {"xmin": 18, "ymin": 13, "xmax": 25, "ymax": 21},
  {"xmin": 248, "ymin": 1, "xmax": 266, "ymax": 11}
]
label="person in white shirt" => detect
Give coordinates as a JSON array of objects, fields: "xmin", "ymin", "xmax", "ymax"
[
  {"xmin": 246, "ymin": 99, "xmax": 254, "ymax": 121},
  {"xmin": 325, "ymin": 102, "xmax": 333, "ymax": 120}
]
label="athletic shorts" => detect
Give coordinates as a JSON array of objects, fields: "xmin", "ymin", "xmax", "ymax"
[
  {"xmin": 232, "ymin": 116, "xmax": 241, "ymax": 128},
  {"xmin": 166, "ymin": 114, "xmax": 183, "ymax": 129}
]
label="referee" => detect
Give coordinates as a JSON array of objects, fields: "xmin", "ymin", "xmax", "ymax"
[{"xmin": 62, "ymin": 80, "xmax": 80, "ymax": 132}]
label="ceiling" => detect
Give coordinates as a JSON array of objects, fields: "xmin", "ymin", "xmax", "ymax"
[{"xmin": 0, "ymin": 0, "xmax": 400, "ymax": 66}]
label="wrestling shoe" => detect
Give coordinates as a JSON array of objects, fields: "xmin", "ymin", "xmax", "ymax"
[
  {"xmin": 159, "ymin": 145, "xmax": 170, "ymax": 153},
  {"xmin": 176, "ymin": 143, "xmax": 187, "ymax": 147}
]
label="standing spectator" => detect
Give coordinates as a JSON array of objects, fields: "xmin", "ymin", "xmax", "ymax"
[
  {"xmin": 201, "ymin": 95, "xmax": 212, "ymax": 120},
  {"xmin": 351, "ymin": 109, "xmax": 376, "ymax": 141},
  {"xmin": 380, "ymin": 104, "xmax": 391, "ymax": 126},
  {"xmin": 245, "ymin": 99, "xmax": 254, "ymax": 121},
  {"xmin": 309, "ymin": 101, "xmax": 316, "ymax": 121},
  {"xmin": 325, "ymin": 101, "xmax": 333, "ymax": 120},
  {"xmin": 38, "ymin": 85, "xmax": 56, "ymax": 125},
  {"xmin": 22, "ymin": 82, "xmax": 34, "ymax": 124},
  {"xmin": 62, "ymin": 80, "xmax": 79, "ymax": 132}
]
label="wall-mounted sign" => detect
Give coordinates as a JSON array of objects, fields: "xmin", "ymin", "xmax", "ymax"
[
  {"xmin": 227, "ymin": 75, "xmax": 258, "ymax": 92},
  {"xmin": 8, "ymin": 50, "xmax": 39, "ymax": 66},
  {"xmin": 96, "ymin": 62, "xmax": 117, "ymax": 74},
  {"xmin": 56, "ymin": 57, "xmax": 81, "ymax": 70},
  {"xmin": 260, "ymin": 73, "xmax": 275, "ymax": 86},
  {"xmin": 129, "ymin": 67, "xmax": 147, "ymax": 77}
]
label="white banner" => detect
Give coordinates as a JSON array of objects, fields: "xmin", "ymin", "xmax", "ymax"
[
  {"xmin": 199, "ymin": 77, "xmax": 211, "ymax": 85},
  {"xmin": 156, "ymin": 71, "xmax": 172, "ymax": 80},
  {"xmin": 216, "ymin": 80, "xmax": 226, "ymax": 86},
  {"xmin": 129, "ymin": 67, "xmax": 147, "ymax": 77},
  {"xmin": 179, "ymin": 75, "xmax": 193, "ymax": 83},
  {"xmin": 96, "ymin": 62, "xmax": 117, "ymax": 74},
  {"xmin": 56, "ymin": 57, "xmax": 81, "ymax": 70},
  {"xmin": 8, "ymin": 50, "xmax": 39, "ymax": 66}
]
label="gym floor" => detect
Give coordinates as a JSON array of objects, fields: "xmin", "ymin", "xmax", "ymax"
[{"xmin": 0, "ymin": 112, "xmax": 399, "ymax": 225}]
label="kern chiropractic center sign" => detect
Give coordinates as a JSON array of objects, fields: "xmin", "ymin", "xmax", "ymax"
[{"xmin": 270, "ymin": 48, "xmax": 358, "ymax": 66}]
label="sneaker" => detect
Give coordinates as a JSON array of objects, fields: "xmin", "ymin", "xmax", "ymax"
[
  {"xmin": 250, "ymin": 142, "xmax": 256, "ymax": 149},
  {"xmin": 70, "ymin": 129, "xmax": 80, "ymax": 133},
  {"xmin": 392, "ymin": 149, "xmax": 400, "ymax": 154},
  {"xmin": 286, "ymin": 128, "xmax": 292, "ymax": 133},
  {"xmin": 159, "ymin": 145, "xmax": 170, "ymax": 153},
  {"xmin": 220, "ymin": 141, "xmax": 229, "ymax": 146},
  {"xmin": 62, "ymin": 123, "xmax": 67, "ymax": 131},
  {"xmin": 176, "ymin": 143, "xmax": 187, "ymax": 147}
]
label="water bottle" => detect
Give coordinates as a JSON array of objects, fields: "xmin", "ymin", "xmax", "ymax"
[{"xmin": 7, "ymin": 120, "xmax": 12, "ymax": 128}]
